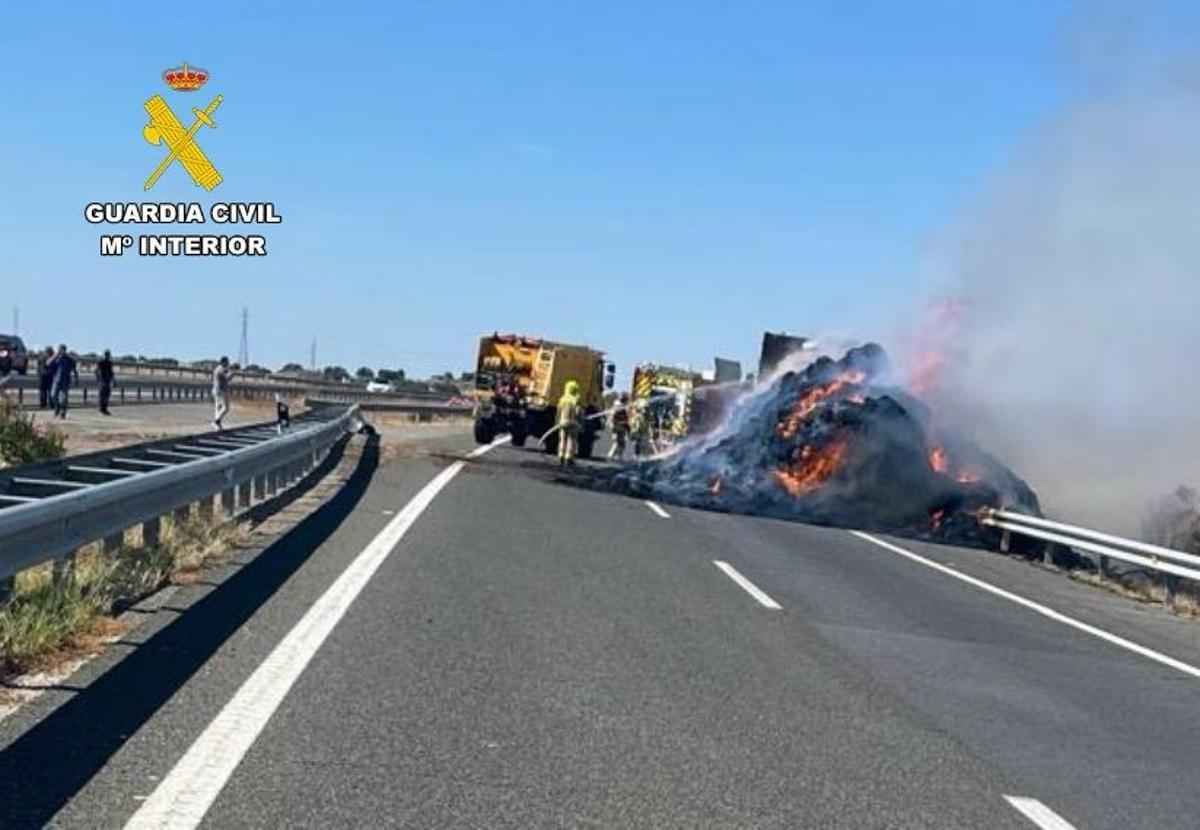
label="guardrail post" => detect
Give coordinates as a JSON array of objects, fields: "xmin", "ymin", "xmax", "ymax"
[
  {"xmin": 1042, "ymin": 542, "xmax": 1054, "ymax": 566},
  {"xmin": 197, "ymin": 495, "xmax": 215, "ymax": 524},
  {"xmin": 103, "ymin": 530, "xmax": 125, "ymax": 554},
  {"xmin": 52, "ymin": 553, "xmax": 75, "ymax": 583},
  {"xmin": 173, "ymin": 505, "xmax": 192, "ymax": 528},
  {"xmin": 221, "ymin": 487, "xmax": 236, "ymax": 518},
  {"xmin": 137, "ymin": 387, "xmax": 142, "ymax": 402},
  {"xmin": 1095, "ymin": 554, "xmax": 1109, "ymax": 579},
  {"xmin": 1164, "ymin": 575, "xmax": 1179, "ymax": 611},
  {"xmin": 238, "ymin": 479, "xmax": 253, "ymax": 508},
  {"xmin": 999, "ymin": 530, "xmax": 1010, "ymax": 553},
  {"xmin": 143, "ymin": 516, "xmax": 161, "ymax": 548},
  {"xmin": 254, "ymin": 474, "xmax": 266, "ymax": 502}
]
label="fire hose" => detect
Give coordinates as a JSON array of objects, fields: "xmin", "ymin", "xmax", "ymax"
[{"xmin": 536, "ymin": 392, "xmax": 679, "ymax": 449}]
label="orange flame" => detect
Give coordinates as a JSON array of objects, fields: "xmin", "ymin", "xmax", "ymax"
[
  {"xmin": 928, "ymin": 445, "xmax": 949, "ymax": 473},
  {"xmin": 776, "ymin": 370, "xmax": 866, "ymax": 439},
  {"xmin": 774, "ymin": 434, "xmax": 851, "ymax": 496},
  {"xmin": 905, "ymin": 297, "xmax": 966, "ymax": 397},
  {"xmin": 708, "ymin": 475, "xmax": 723, "ymax": 495},
  {"xmin": 930, "ymin": 508, "xmax": 945, "ymax": 529}
]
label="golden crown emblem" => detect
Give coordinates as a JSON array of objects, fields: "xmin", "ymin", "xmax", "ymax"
[{"xmin": 162, "ymin": 61, "xmax": 209, "ymax": 92}]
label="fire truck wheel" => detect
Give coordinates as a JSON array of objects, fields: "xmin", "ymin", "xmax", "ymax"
[
  {"xmin": 578, "ymin": 432, "xmax": 596, "ymax": 460},
  {"xmin": 473, "ymin": 417, "xmax": 496, "ymax": 445}
]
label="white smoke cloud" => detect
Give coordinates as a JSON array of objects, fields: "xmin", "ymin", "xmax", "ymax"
[{"xmin": 915, "ymin": 4, "xmax": 1200, "ymax": 534}]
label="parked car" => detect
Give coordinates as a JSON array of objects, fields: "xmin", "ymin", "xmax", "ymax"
[
  {"xmin": 0, "ymin": 334, "xmax": 29, "ymax": 376},
  {"xmin": 365, "ymin": 381, "xmax": 392, "ymax": 393}
]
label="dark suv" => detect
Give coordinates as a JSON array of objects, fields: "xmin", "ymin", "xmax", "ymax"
[{"xmin": 0, "ymin": 334, "xmax": 29, "ymax": 375}]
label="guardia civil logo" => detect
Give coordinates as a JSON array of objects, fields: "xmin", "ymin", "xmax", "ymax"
[{"xmin": 142, "ymin": 62, "xmax": 224, "ymax": 191}]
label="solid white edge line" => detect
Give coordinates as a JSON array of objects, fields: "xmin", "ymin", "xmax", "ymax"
[
  {"xmin": 713, "ymin": 560, "xmax": 782, "ymax": 610},
  {"xmin": 645, "ymin": 500, "xmax": 670, "ymax": 519},
  {"xmin": 850, "ymin": 530, "xmax": 1200, "ymax": 680},
  {"xmin": 123, "ymin": 437, "xmax": 508, "ymax": 830},
  {"xmin": 1003, "ymin": 795, "xmax": 1078, "ymax": 830}
]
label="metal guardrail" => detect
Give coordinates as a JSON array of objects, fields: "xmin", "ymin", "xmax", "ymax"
[
  {"xmin": 0, "ymin": 404, "xmax": 362, "ymax": 584},
  {"xmin": 304, "ymin": 394, "xmax": 472, "ymax": 416},
  {"xmin": 980, "ymin": 508, "xmax": 1200, "ymax": 602}
]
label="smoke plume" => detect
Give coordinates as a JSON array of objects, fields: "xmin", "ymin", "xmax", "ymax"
[{"xmin": 909, "ymin": 7, "xmax": 1200, "ymax": 535}]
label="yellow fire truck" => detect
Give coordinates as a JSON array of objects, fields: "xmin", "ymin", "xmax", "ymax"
[{"xmin": 472, "ymin": 333, "xmax": 614, "ymax": 457}]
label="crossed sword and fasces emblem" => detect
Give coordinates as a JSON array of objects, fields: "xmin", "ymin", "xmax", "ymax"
[{"xmin": 142, "ymin": 94, "xmax": 223, "ymax": 190}]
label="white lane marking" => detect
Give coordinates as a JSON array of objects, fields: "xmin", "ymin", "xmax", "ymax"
[
  {"xmin": 1004, "ymin": 795, "xmax": 1077, "ymax": 829},
  {"xmin": 851, "ymin": 531, "xmax": 1200, "ymax": 681},
  {"xmin": 713, "ymin": 561, "xmax": 782, "ymax": 610},
  {"xmin": 124, "ymin": 438, "xmax": 508, "ymax": 830},
  {"xmin": 645, "ymin": 500, "xmax": 670, "ymax": 519}
]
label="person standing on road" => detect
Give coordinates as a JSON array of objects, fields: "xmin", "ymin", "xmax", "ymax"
[
  {"xmin": 608, "ymin": 393, "xmax": 630, "ymax": 461},
  {"xmin": 212, "ymin": 356, "xmax": 233, "ymax": 430},
  {"xmin": 95, "ymin": 349, "xmax": 115, "ymax": 415},
  {"xmin": 37, "ymin": 346, "xmax": 55, "ymax": 409},
  {"xmin": 555, "ymin": 379, "xmax": 581, "ymax": 465},
  {"xmin": 50, "ymin": 344, "xmax": 78, "ymax": 419},
  {"xmin": 631, "ymin": 398, "xmax": 652, "ymax": 458},
  {"xmin": 275, "ymin": 392, "xmax": 291, "ymax": 434}
]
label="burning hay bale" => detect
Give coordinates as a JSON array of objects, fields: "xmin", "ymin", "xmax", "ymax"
[{"xmin": 614, "ymin": 344, "xmax": 1044, "ymax": 547}]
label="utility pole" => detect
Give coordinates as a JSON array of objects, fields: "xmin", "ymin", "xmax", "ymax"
[
  {"xmin": 310, "ymin": 336, "xmax": 317, "ymax": 371},
  {"xmin": 238, "ymin": 307, "xmax": 249, "ymax": 367}
]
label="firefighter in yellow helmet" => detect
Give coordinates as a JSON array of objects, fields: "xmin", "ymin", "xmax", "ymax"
[{"xmin": 556, "ymin": 379, "xmax": 582, "ymax": 465}]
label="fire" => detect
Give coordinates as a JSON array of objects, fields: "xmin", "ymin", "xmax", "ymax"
[
  {"xmin": 708, "ymin": 475, "xmax": 723, "ymax": 495},
  {"xmin": 929, "ymin": 444, "xmax": 981, "ymax": 483},
  {"xmin": 905, "ymin": 297, "xmax": 966, "ymax": 397},
  {"xmin": 930, "ymin": 508, "xmax": 945, "ymax": 529},
  {"xmin": 774, "ymin": 434, "xmax": 851, "ymax": 496},
  {"xmin": 776, "ymin": 370, "xmax": 866, "ymax": 439}
]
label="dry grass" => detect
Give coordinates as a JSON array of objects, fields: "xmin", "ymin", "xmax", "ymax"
[
  {"xmin": 1068, "ymin": 567, "xmax": 1200, "ymax": 618},
  {"xmin": 0, "ymin": 516, "xmax": 243, "ymax": 678}
]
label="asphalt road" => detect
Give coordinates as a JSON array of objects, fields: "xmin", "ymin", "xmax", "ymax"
[{"xmin": 3, "ymin": 428, "xmax": 1200, "ymax": 828}]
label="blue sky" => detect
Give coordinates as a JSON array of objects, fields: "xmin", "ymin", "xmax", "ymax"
[{"xmin": 0, "ymin": 0, "xmax": 1121, "ymax": 378}]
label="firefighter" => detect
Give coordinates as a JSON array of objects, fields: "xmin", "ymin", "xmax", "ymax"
[
  {"xmin": 608, "ymin": 393, "xmax": 630, "ymax": 461},
  {"xmin": 630, "ymin": 398, "xmax": 651, "ymax": 458},
  {"xmin": 556, "ymin": 379, "xmax": 581, "ymax": 465}
]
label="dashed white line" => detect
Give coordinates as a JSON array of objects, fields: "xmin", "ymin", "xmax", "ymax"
[
  {"xmin": 851, "ymin": 530, "xmax": 1200, "ymax": 681},
  {"xmin": 645, "ymin": 500, "xmax": 671, "ymax": 519},
  {"xmin": 1004, "ymin": 795, "xmax": 1077, "ymax": 830},
  {"xmin": 123, "ymin": 438, "xmax": 508, "ymax": 830},
  {"xmin": 713, "ymin": 561, "xmax": 782, "ymax": 610}
]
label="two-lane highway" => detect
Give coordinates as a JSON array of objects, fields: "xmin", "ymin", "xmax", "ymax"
[{"xmin": 4, "ymin": 428, "xmax": 1200, "ymax": 828}]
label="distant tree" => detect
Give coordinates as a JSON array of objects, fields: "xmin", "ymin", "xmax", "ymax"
[
  {"xmin": 376, "ymin": 368, "xmax": 406, "ymax": 385},
  {"xmin": 322, "ymin": 365, "xmax": 351, "ymax": 382},
  {"xmin": 355, "ymin": 366, "xmax": 375, "ymax": 381},
  {"xmin": 279, "ymin": 362, "xmax": 305, "ymax": 373},
  {"xmin": 459, "ymin": 371, "xmax": 475, "ymax": 382},
  {"xmin": 244, "ymin": 363, "xmax": 270, "ymax": 374},
  {"xmin": 117, "ymin": 354, "xmax": 138, "ymax": 362}
]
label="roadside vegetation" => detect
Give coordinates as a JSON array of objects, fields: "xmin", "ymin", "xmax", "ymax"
[
  {"xmin": 0, "ymin": 395, "xmax": 64, "ymax": 467},
  {"xmin": 0, "ymin": 516, "xmax": 241, "ymax": 679}
]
